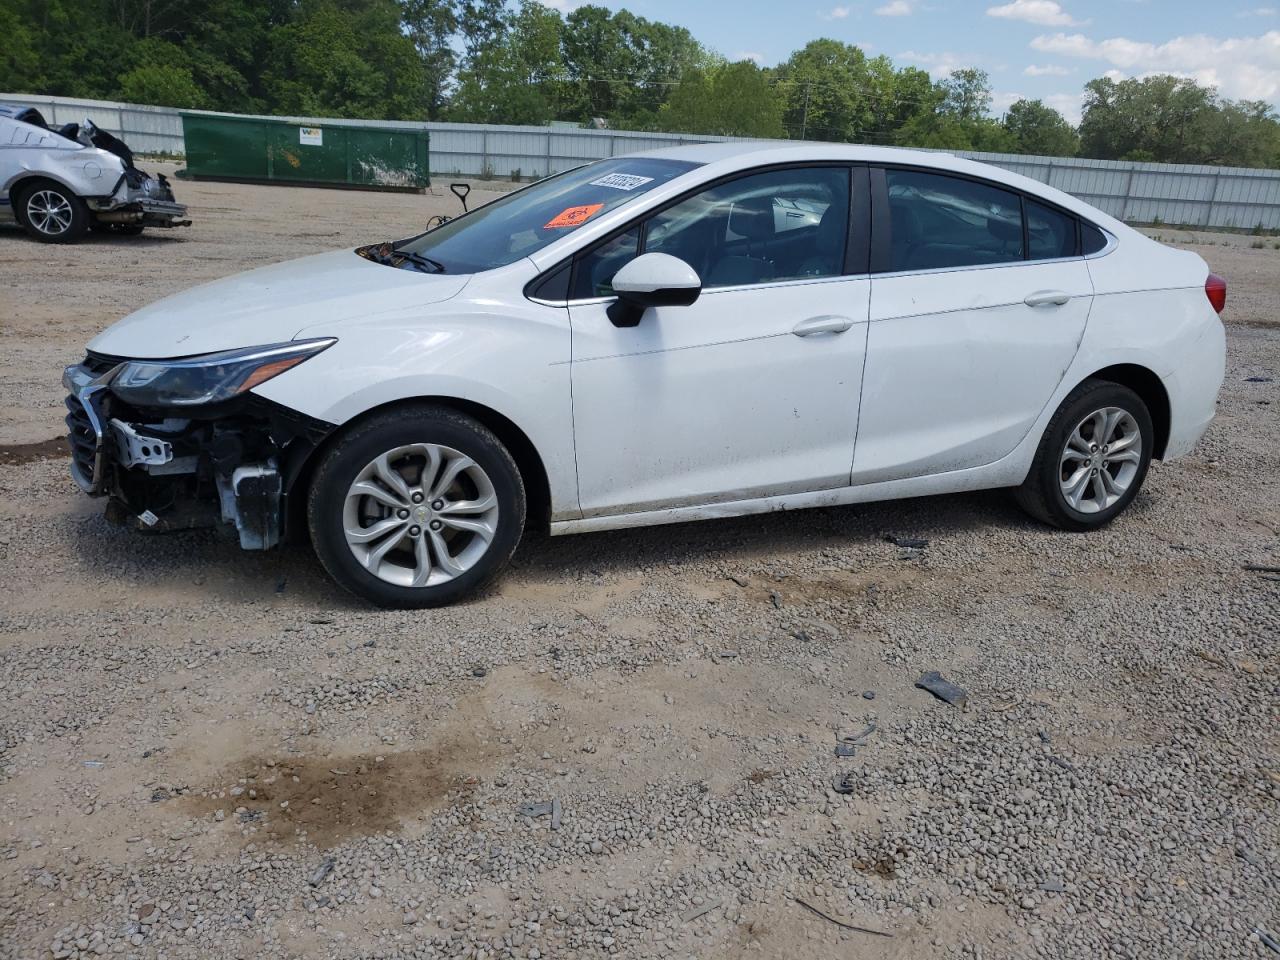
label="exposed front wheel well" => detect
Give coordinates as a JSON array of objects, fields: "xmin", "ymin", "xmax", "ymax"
[
  {"xmin": 1078, "ymin": 364, "xmax": 1171, "ymax": 460},
  {"xmin": 288, "ymin": 397, "xmax": 552, "ymax": 540}
]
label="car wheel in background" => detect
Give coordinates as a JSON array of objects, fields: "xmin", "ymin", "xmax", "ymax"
[
  {"xmin": 1015, "ymin": 378, "xmax": 1154, "ymax": 531},
  {"xmin": 307, "ymin": 404, "xmax": 526, "ymax": 608},
  {"xmin": 17, "ymin": 180, "xmax": 90, "ymax": 243}
]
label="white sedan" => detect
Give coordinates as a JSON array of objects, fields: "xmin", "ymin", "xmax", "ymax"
[{"xmin": 63, "ymin": 143, "xmax": 1227, "ymax": 607}]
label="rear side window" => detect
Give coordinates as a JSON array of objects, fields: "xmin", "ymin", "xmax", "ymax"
[
  {"xmin": 1026, "ymin": 200, "xmax": 1078, "ymax": 260},
  {"xmin": 886, "ymin": 170, "xmax": 1023, "ymax": 271}
]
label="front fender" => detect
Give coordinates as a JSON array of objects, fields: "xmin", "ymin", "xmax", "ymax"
[{"xmin": 253, "ymin": 305, "xmax": 579, "ymax": 520}]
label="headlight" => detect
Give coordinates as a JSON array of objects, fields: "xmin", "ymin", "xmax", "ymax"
[{"xmin": 110, "ymin": 339, "xmax": 336, "ymax": 407}]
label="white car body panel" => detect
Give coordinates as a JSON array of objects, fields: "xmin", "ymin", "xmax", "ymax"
[
  {"xmin": 569, "ymin": 274, "xmax": 869, "ymax": 517},
  {"xmin": 83, "ymin": 141, "xmax": 1226, "ymax": 536},
  {"xmin": 855, "ymin": 258, "xmax": 1093, "ymax": 484},
  {"xmin": 1, "ymin": 114, "xmax": 124, "ymax": 221},
  {"xmin": 89, "ymin": 251, "xmax": 471, "ymax": 357}
]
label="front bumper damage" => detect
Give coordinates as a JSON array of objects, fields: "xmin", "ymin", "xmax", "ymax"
[
  {"xmin": 63, "ymin": 355, "xmax": 331, "ymax": 549},
  {"xmin": 89, "ymin": 171, "xmax": 191, "ymax": 229}
]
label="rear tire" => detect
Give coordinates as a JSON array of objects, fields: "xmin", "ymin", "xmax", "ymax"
[
  {"xmin": 1014, "ymin": 379, "xmax": 1154, "ymax": 531},
  {"xmin": 17, "ymin": 180, "xmax": 90, "ymax": 243},
  {"xmin": 307, "ymin": 404, "xmax": 526, "ymax": 608}
]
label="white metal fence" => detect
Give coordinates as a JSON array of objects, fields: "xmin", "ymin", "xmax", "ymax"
[{"xmin": 7, "ymin": 92, "xmax": 1280, "ymax": 231}]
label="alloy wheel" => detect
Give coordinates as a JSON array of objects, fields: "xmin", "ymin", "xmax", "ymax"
[
  {"xmin": 1058, "ymin": 406, "xmax": 1143, "ymax": 514},
  {"xmin": 27, "ymin": 190, "xmax": 74, "ymax": 236},
  {"xmin": 342, "ymin": 443, "xmax": 499, "ymax": 588}
]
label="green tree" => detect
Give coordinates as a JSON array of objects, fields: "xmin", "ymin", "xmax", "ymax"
[
  {"xmin": 657, "ymin": 60, "xmax": 785, "ymax": 138},
  {"xmin": 1003, "ymin": 98, "xmax": 1078, "ymax": 157},
  {"xmin": 400, "ymin": 0, "xmax": 460, "ymax": 118},
  {"xmin": 262, "ymin": 0, "xmax": 427, "ymax": 120},
  {"xmin": 449, "ymin": 0, "xmax": 568, "ymax": 125},
  {"xmin": 116, "ymin": 38, "xmax": 209, "ymax": 108}
]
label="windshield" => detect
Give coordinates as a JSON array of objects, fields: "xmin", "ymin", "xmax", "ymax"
[{"xmin": 395, "ymin": 157, "xmax": 700, "ymax": 274}]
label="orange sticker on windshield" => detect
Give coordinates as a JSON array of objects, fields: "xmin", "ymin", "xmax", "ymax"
[{"xmin": 543, "ymin": 203, "xmax": 604, "ymax": 229}]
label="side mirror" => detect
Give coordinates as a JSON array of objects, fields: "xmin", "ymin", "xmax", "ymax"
[{"xmin": 607, "ymin": 253, "xmax": 702, "ymax": 328}]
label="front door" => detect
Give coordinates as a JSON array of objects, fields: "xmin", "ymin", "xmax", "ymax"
[{"xmin": 568, "ymin": 165, "xmax": 871, "ymax": 518}]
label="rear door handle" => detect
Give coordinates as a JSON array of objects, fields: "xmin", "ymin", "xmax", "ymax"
[
  {"xmin": 1024, "ymin": 290, "xmax": 1071, "ymax": 307},
  {"xmin": 792, "ymin": 315, "xmax": 854, "ymax": 337}
]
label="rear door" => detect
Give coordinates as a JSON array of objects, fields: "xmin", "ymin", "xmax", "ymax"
[{"xmin": 852, "ymin": 167, "xmax": 1093, "ymax": 484}]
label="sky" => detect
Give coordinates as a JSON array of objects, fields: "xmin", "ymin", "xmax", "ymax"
[{"xmin": 540, "ymin": 0, "xmax": 1280, "ymax": 125}]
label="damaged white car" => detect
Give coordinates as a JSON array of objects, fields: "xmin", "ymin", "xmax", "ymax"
[
  {"xmin": 0, "ymin": 105, "xmax": 190, "ymax": 242},
  {"xmin": 63, "ymin": 144, "xmax": 1225, "ymax": 608}
]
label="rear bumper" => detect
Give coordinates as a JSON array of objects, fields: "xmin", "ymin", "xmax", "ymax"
[{"xmin": 1163, "ymin": 315, "xmax": 1226, "ymax": 461}]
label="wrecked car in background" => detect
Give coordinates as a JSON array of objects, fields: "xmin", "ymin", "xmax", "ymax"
[{"xmin": 0, "ymin": 105, "xmax": 190, "ymax": 242}]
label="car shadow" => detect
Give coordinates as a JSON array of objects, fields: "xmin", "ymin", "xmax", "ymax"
[
  {"xmin": 0, "ymin": 223, "xmax": 188, "ymax": 244},
  {"xmin": 63, "ymin": 488, "xmax": 1038, "ymax": 609}
]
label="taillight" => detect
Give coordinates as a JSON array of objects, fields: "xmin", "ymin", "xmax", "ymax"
[{"xmin": 1205, "ymin": 273, "xmax": 1227, "ymax": 314}]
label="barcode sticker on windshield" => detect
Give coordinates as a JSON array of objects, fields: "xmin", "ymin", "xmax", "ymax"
[{"xmin": 590, "ymin": 173, "xmax": 655, "ymax": 191}]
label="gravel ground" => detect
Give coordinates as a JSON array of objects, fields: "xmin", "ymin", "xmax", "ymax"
[{"xmin": 1, "ymin": 168, "xmax": 1278, "ymax": 960}]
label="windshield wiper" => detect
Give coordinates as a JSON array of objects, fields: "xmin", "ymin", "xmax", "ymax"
[{"xmin": 393, "ymin": 248, "xmax": 446, "ymax": 274}]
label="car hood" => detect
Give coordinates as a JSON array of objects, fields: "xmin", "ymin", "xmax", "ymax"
[{"xmin": 88, "ymin": 250, "xmax": 471, "ymax": 359}]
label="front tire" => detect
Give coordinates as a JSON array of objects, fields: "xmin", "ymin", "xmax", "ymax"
[
  {"xmin": 17, "ymin": 180, "xmax": 90, "ymax": 243},
  {"xmin": 307, "ymin": 404, "xmax": 526, "ymax": 608},
  {"xmin": 1014, "ymin": 379, "xmax": 1154, "ymax": 531}
]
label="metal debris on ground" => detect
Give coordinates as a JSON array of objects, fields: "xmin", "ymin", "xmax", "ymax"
[
  {"xmin": 831, "ymin": 773, "xmax": 855, "ymax": 795},
  {"xmin": 1243, "ymin": 564, "xmax": 1280, "ymax": 574},
  {"xmin": 1244, "ymin": 376, "xmax": 1274, "ymax": 383},
  {"xmin": 518, "ymin": 800, "xmax": 555, "ymax": 819},
  {"xmin": 914, "ymin": 671, "xmax": 968, "ymax": 708},
  {"xmin": 862, "ymin": 690, "xmax": 875, "ymax": 700},
  {"xmin": 792, "ymin": 897, "xmax": 893, "ymax": 938},
  {"xmin": 725, "ymin": 574, "xmax": 748, "ymax": 587},
  {"xmin": 551, "ymin": 797, "xmax": 562, "ymax": 831},
  {"xmin": 681, "ymin": 899, "xmax": 723, "ymax": 923},
  {"xmin": 1257, "ymin": 926, "xmax": 1280, "ymax": 955},
  {"xmin": 307, "ymin": 858, "xmax": 334, "ymax": 888},
  {"xmin": 885, "ymin": 535, "xmax": 930, "ymax": 549},
  {"xmin": 835, "ymin": 742, "xmax": 858, "ymax": 758}
]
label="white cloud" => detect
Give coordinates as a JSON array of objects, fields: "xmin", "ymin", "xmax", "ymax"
[
  {"xmin": 993, "ymin": 90, "xmax": 1084, "ymax": 124},
  {"xmin": 1045, "ymin": 91, "xmax": 1085, "ymax": 125},
  {"xmin": 1031, "ymin": 30, "xmax": 1280, "ymax": 102},
  {"xmin": 735, "ymin": 51, "xmax": 766, "ymax": 63},
  {"xmin": 1239, "ymin": 6, "xmax": 1277, "ymax": 15},
  {"xmin": 1024, "ymin": 63, "xmax": 1072, "ymax": 76},
  {"xmin": 987, "ymin": 0, "xmax": 1085, "ymax": 26},
  {"xmin": 821, "ymin": 5, "xmax": 851, "ymax": 18},
  {"xmin": 898, "ymin": 49, "xmax": 970, "ymax": 78},
  {"xmin": 876, "ymin": 0, "xmax": 913, "ymax": 15}
]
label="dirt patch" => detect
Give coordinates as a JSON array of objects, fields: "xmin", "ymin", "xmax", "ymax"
[
  {"xmin": 0, "ymin": 437, "xmax": 67, "ymax": 466},
  {"xmin": 183, "ymin": 739, "xmax": 495, "ymax": 848}
]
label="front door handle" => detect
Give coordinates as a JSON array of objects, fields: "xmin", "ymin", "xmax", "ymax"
[
  {"xmin": 792, "ymin": 315, "xmax": 854, "ymax": 337},
  {"xmin": 1024, "ymin": 290, "xmax": 1071, "ymax": 307}
]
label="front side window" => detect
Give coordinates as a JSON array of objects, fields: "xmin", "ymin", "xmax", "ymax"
[
  {"xmin": 886, "ymin": 169, "xmax": 1023, "ymax": 272},
  {"xmin": 395, "ymin": 157, "xmax": 698, "ymax": 274},
  {"xmin": 645, "ymin": 167, "xmax": 851, "ymax": 289}
]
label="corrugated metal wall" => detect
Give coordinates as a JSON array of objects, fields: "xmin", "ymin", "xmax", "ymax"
[{"xmin": 7, "ymin": 92, "xmax": 1280, "ymax": 230}]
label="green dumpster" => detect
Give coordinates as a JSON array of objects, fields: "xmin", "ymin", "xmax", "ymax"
[{"xmin": 179, "ymin": 112, "xmax": 429, "ymax": 191}]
